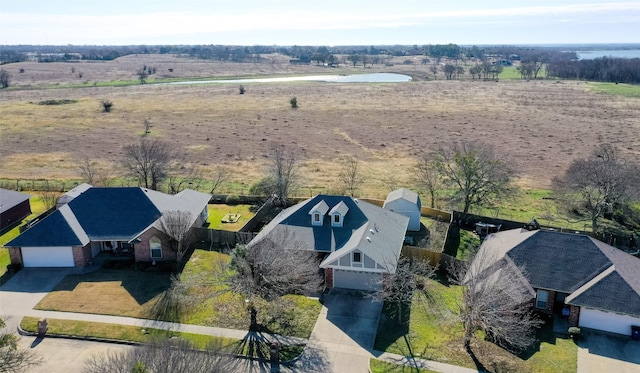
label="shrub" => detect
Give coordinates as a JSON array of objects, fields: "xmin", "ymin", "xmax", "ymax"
[
  {"xmin": 239, "ymin": 85, "xmax": 246, "ymax": 94},
  {"xmin": 101, "ymin": 100, "xmax": 113, "ymax": 113},
  {"xmin": 568, "ymin": 326, "xmax": 581, "ymax": 335},
  {"xmin": 249, "ymin": 176, "xmax": 276, "ymax": 196},
  {"xmin": 225, "ymin": 195, "xmax": 240, "ymax": 205},
  {"xmin": 290, "ymin": 96, "xmax": 298, "ymax": 108}
]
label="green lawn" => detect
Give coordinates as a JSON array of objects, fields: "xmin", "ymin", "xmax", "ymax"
[
  {"xmin": 34, "ymin": 249, "xmax": 321, "ymax": 339},
  {"xmin": 587, "ymin": 82, "xmax": 640, "ymax": 98},
  {"xmin": 370, "ymin": 359, "xmax": 439, "ymax": 373},
  {"xmin": 374, "ymin": 277, "xmax": 577, "ymax": 373},
  {"xmin": 206, "ymin": 204, "xmax": 255, "ymax": 230},
  {"xmin": 20, "ymin": 316, "xmax": 303, "ymax": 361}
]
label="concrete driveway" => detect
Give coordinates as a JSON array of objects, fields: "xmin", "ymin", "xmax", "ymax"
[
  {"xmin": 578, "ymin": 329, "xmax": 640, "ymax": 373},
  {"xmin": 0, "ymin": 268, "xmax": 71, "ymax": 330},
  {"xmin": 294, "ymin": 288, "xmax": 383, "ymax": 372}
]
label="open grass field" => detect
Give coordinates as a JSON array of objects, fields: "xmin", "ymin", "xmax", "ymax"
[
  {"xmin": 1, "ymin": 54, "xmax": 639, "ymax": 200},
  {"xmin": 374, "ymin": 277, "xmax": 577, "ymax": 373}
]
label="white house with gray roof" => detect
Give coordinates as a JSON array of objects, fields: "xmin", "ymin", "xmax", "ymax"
[{"xmin": 249, "ymin": 195, "xmax": 409, "ymax": 291}]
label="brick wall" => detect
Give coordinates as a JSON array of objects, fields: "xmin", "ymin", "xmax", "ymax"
[
  {"xmin": 9, "ymin": 248, "xmax": 23, "ymax": 266},
  {"xmin": 568, "ymin": 305, "xmax": 580, "ymax": 326},
  {"xmin": 324, "ymin": 268, "xmax": 333, "ymax": 288},
  {"xmin": 72, "ymin": 245, "xmax": 91, "ymax": 267},
  {"xmin": 135, "ymin": 227, "xmax": 176, "ymax": 262}
]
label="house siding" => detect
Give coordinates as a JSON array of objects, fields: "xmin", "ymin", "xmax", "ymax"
[
  {"xmin": 0, "ymin": 200, "xmax": 32, "ymax": 231},
  {"xmin": 135, "ymin": 227, "xmax": 176, "ymax": 262}
]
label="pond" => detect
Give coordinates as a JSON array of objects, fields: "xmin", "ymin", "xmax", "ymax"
[{"xmin": 166, "ymin": 72, "xmax": 412, "ymax": 85}]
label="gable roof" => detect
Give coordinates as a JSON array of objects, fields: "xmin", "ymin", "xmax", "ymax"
[
  {"xmin": 0, "ymin": 188, "xmax": 31, "ymax": 214},
  {"xmin": 6, "ymin": 187, "xmax": 211, "ymax": 247},
  {"xmin": 249, "ymin": 195, "xmax": 409, "ymax": 273},
  {"xmin": 6, "ymin": 208, "xmax": 88, "ymax": 247},
  {"xmin": 480, "ymin": 228, "xmax": 640, "ymax": 317},
  {"xmin": 384, "ymin": 188, "xmax": 421, "ymax": 207}
]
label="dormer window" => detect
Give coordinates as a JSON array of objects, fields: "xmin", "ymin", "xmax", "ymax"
[
  {"xmin": 329, "ymin": 201, "xmax": 349, "ymax": 227},
  {"xmin": 310, "ymin": 200, "xmax": 329, "ymax": 226}
]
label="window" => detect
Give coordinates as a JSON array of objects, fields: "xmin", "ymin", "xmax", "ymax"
[
  {"xmin": 334, "ymin": 214, "xmax": 340, "ymax": 223},
  {"xmin": 536, "ymin": 289, "xmax": 549, "ymax": 309},
  {"xmin": 150, "ymin": 237, "xmax": 162, "ymax": 259},
  {"xmin": 314, "ymin": 213, "xmax": 320, "ymax": 222},
  {"xmin": 353, "ymin": 252, "xmax": 361, "ymax": 263}
]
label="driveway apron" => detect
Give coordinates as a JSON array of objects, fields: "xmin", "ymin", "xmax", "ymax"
[
  {"xmin": 0, "ymin": 268, "xmax": 71, "ymax": 330},
  {"xmin": 294, "ymin": 288, "xmax": 382, "ymax": 373},
  {"xmin": 577, "ymin": 329, "xmax": 640, "ymax": 373}
]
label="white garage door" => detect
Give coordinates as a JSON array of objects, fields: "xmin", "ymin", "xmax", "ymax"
[
  {"xmin": 579, "ymin": 307, "xmax": 640, "ymax": 336},
  {"xmin": 22, "ymin": 247, "xmax": 74, "ymax": 267},
  {"xmin": 333, "ymin": 269, "xmax": 382, "ymax": 291}
]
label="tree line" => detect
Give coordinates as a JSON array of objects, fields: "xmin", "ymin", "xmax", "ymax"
[{"xmin": 547, "ymin": 56, "xmax": 640, "ymax": 84}]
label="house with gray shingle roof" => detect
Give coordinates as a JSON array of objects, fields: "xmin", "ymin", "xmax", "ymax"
[
  {"xmin": 5, "ymin": 186, "xmax": 210, "ymax": 268},
  {"xmin": 249, "ymin": 195, "xmax": 409, "ymax": 291},
  {"xmin": 0, "ymin": 188, "xmax": 31, "ymax": 231},
  {"xmin": 477, "ymin": 228, "xmax": 640, "ymax": 336}
]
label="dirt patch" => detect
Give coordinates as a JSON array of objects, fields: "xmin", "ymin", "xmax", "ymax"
[{"xmin": 1, "ymin": 56, "xmax": 638, "ymax": 196}]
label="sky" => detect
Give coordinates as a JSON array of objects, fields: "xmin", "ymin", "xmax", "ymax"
[{"xmin": 1, "ymin": 0, "xmax": 639, "ymax": 46}]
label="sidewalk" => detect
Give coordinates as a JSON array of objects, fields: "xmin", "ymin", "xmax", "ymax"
[{"xmin": 21, "ymin": 309, "xmax": 307, "ymax": 346}]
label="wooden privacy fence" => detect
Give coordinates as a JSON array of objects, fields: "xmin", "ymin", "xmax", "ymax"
[{"xmin": 193, "ymin": 228, "xmax": 257, "ymax": 249}]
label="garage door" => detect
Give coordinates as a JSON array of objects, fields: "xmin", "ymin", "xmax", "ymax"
[
  {"xmin": 579, "ymin": 307, "xmax": 640, "ymax": 336},
  {"xmin": 333, "ymin": 269, "xmax": 382, "ymax": 291},
  {"xmin": 22, "ymin": 247, "xmax": 74, "ymax": 267}
]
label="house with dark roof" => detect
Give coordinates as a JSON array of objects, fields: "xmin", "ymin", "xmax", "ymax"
[
  {"xmin": 383, "ymin": 188, "xmax": 422, "ymax": 232},
  {"xmin": 478, "ymin": 228, "xmax": 640, "ymax": 336},
  {"xmin": 5, "ymin": 186, "xmax": 210, "ymax": 268},
  {"xmin": 249, "ymin": 195, "xmax": 409, "ymax": 291},
  {"xmin": 0, "ymin": 189, "xmax": 32, "ymax": 231}
]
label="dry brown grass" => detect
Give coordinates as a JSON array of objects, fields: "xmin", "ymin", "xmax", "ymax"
[{"xmin": 1, "ymin": 55, "xmax": 639, "ymax": 197}]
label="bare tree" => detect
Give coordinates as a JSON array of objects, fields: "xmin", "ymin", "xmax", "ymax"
[
  {"xmin": 167, "ymin": 163, "xmax": 201, "ymax": 194},
  {"xmin": 209, "ymin": 165, "xmax": 231, "ymax": 194},
  {"xmin": 338, "ymin": 155, "xmax": 364, "ymax": 197},
  {"xmin": 444, "ymin": 64, "xmax": 456, "ymax": 80},
  {"xmin": 122, "ymin": 138, "xmax": 175, "ymax": 190},
  {"xmin": 0, "ymin": 318, "xmax": 42, "ymax": 372},
  {"xmin": 414, "ymin": 156, "xmax": 443, "ymax": 208},
  {"xmin": 367, "ymin": 256, "xmax": 436, "ymax": 324},
  {"xmin": 40, "ymin": 182, "xmax": 61, "ymax": 210},
  {"xmin": 230, "ymin": 229, "xmax": 322, "ymax": 330},
  {"xmin": 268, "ymin": 144, "xmax": 299, "ymax": 206},
  {"xmin": 449, "ymin": 246, "xmax": 543, "ymax": 354},
  {"xmin": 83, "ymin": 338, "xmax": 234, "ymax": 373},
  {"xmin": 158, "ymin": 210, "xmax": 196, "ymax": 263},
  {"xmin": 143, "ymin": 119, "xmax": 151, "ymax": 135},
  {"xmin": 0, "ymin": 69, "xmax": 11, "ymax": 89},
  {"xmin": 430, "ymin": 64, "xmax": 439, "ymax": 79},
  {"xmin": 433, "ymin": 142, "xmax": 514, "ymax": 213},
  {"xmin": 553, "ymin": 143, "xmax": 640, "ymax": 232}
]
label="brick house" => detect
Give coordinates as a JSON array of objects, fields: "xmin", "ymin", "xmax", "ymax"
[
  {"xmin": 5, "ymin": 185, "xmax": 210, "ymax": 267},
  {"xmin": 478, "ymin": 228, "xmax": 640, "ymax": 336}
]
